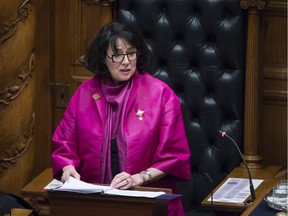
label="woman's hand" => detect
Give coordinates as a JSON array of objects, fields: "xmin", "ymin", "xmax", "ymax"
[
  {"xmin": 61, "ymin": 165, "xmax": 81, "ymax": 182},
  {"xmin": 110, "ymin": 168, "xmax": 167, "ymax": 190},
  {"xmin": 110, "ymin": 172, "xmax": 144, "ymax": 189}
]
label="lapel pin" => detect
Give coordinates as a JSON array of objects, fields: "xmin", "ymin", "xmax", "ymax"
[
  {"xmin": 92, "ymin": 93, "xmax": 100, "ymax": 100},
  {"xmin": 136, "ymin": 109, "xmax": 144, "ymax": 120}
]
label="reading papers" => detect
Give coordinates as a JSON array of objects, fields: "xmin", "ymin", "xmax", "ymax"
[
  {"xmin": 44, "ymin": 177, "xmax": 165, "ymax": 198},
  {"xmin": 208, "ymin": 178, "xmax": 263, "ymax": 203}
]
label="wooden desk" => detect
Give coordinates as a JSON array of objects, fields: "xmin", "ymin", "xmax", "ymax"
[
  {"xmin": 241, "ymin": 169, "xmax": 288, "ymax": 216},
  {"xmin": 48, "ymin": 190, "xmax": 168, "ymax": 216},
  {"xmin": 201, "ymin": 165, "xmax": 283, "ymax": 215},
  {"xmin": 22, "ymin": 168, "xmax": 172, "ymax": 216}
]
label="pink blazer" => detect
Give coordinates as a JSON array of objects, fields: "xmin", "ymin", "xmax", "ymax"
[{"xmin": 52, "ymin": 71, "xmax": 190, "ymax": 190}]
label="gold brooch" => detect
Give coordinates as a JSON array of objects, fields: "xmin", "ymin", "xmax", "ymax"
[
  {"xmin": 92, "ymin": 93, "xmax": 100, "ymax": 100},
  {"xmin": 136, "ymin": 109, "xmax": 144, "ymax": 120}
]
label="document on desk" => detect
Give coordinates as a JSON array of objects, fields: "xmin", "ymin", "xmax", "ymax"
[
  {"xmin": 44, "ymin": 177, "xmax": 165, "ymax": 198},
  {"xmin": 208, "ymin": 178, "xmax": 263, "ymax": 203}
]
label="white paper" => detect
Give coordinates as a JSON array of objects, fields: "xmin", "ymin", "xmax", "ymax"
[
  {"xmin": 45, "ymin": 177, "xmax": 165, "ymax": 198},
  {"xmin": 105, "ymin": 188, "xmax": 165, "ymax": 198},
  {"xmin": 44, "ymin": 179, "xmax": 63, "ymax": 190},
  {"xmin": 208, "ymin": 178, "xmax": 263, "ymax": 203}
]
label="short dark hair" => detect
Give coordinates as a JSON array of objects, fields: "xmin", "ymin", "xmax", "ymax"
[{"xmin": 83, "ymin": 22, "xmax": 151, "ymax": 76}]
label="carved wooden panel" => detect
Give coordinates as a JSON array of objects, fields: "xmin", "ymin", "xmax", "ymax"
[{"xmin": 0, "ymin": 0, "xmax": 36, "ymax": 196}]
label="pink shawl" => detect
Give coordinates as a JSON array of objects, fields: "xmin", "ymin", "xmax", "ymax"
[{"xmin": 100, "ymin": 75, "xmax": 134, "ymax": 183}]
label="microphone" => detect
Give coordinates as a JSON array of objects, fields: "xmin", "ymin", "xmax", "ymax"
[{"xmin": 219, "ymin": 130, "xmax": 256, "ymax": 204}]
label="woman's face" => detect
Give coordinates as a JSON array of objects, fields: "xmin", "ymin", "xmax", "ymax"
[{"xmin": 105, "ymin": 38, "xmax": 137, "ymax": 84}]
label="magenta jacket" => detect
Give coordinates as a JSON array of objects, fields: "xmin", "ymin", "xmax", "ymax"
[{"xmin": 52, "ymin": 71, "xmax": 190, "ymax": 215}]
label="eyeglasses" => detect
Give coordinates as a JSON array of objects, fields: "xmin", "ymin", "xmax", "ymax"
[{"xmin": 106, "ymin": 51, "xmax": 140, "ymax": 63}]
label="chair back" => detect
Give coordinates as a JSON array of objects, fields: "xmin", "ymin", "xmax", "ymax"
[{"xmin": 115, "ymin": 0, "xmax": 247, "ymax": 212}]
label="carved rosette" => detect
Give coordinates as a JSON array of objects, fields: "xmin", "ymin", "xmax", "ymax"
[{"xmin": 240, "ymin": 0, "xmax": 266, "ymax": 10}]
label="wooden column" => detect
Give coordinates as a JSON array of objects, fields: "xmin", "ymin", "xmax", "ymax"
[{"xmin": 240, "ymin": 0, "xmax": 266, "ymax": 169}]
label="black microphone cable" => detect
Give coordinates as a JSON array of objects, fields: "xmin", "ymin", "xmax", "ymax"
[{"xmin": 204, "ymin": 172, "xmax": 214, "ymax": 211}]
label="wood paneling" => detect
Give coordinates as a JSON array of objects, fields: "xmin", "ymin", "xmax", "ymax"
[
  {"xmin": 33, "ymin": 0, "xmax": 52, "ymax": 177},
  {"xmin": 261, "ymin": 0, "xmax": 287, "ymax": 168},
  {"xmin": 52, "ymin": 0, "xmax": 113, "ymax": 129}
]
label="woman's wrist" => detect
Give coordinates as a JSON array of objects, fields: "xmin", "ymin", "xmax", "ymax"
[
  {"xmin": 131, "ymin": 173, "xmax": 144, "ymax": 186},
  {"xmin": 139, "ymin": 169, "xmax": 153, "ymax": 185},
  {"xmin": 132, "ymin": 168, "xmax": 166, "ymax": 187}
]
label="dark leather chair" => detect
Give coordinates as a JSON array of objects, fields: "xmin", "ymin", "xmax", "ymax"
[
  {"xmin": 115, "ymin": 0, "xmax": 247, "ymax": 215},
  {"xmin": 0, "ymin": 191, "xmax": 38, "ymax": 216}
]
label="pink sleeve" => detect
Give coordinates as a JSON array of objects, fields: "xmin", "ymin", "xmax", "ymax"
[
  {"xmin": 152, "ymin": 93, "xmax": 191, "ymax": 181},
  {"xmin": 51, "ymin": 95, "xmax": 81, "ymax": 179}
]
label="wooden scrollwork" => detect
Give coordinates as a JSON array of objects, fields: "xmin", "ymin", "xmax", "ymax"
[
  {"xmin": 0, "ymin": 113, "xmax": 35, "ymax": 174},
  {"xmin": 0, "ymin": 0, "xmax": 33, "ymax": 44},
  {"xmin": 0, "ymin": 52, "xmax": 35, "ymax": 105},
  {"xmin": 240, "ymin": 0, "xmax": 266, "ymax": 10},
  {"xmin": 24, "ymin": 197, "xmax": 41, "ymax": 213}
]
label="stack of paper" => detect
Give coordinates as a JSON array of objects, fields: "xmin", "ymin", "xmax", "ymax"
[
  {"xmin": 44, "ymin": 177, "xmax": 166, "ymax": 198},
  {"xmin": 208, "ymin": 178, "xmax": 263, "ymax": 203}
]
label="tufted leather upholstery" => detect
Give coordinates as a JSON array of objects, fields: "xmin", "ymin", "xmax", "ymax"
[{"xmin": 115, "ymin": 0, "xmax": 247, "ymax": 214}]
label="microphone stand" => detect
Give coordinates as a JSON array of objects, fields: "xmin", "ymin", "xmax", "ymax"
[
  {"xmin": 219, "ymin": 130, "xmax": 256, "ymax": 204},
  {"xmin": 204, "ymin": 172, "xmax": 214, "ymax": 210}
]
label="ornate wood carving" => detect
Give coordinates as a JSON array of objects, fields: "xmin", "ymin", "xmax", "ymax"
[
  {"xmin": 24, "ymin": 197, "xmax": 41, "ymax": 213},
  {"xmin": 0, "ymin": 0, "xmax": 33, "ymax": 44},
  {"xmin": 0, "ymin": 52, "xmax": 35, "ymax": 105},
  {"xmin": 241, "ymin": 0, "xmax": 266, "ymax": 10},
  {"xmin": 0, "ymin": 113, "xmax": 35, "ymax": 174}
]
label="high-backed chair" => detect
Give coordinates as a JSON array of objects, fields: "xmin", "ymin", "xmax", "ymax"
[{"xmin": 115, "ymin": 0, "xmax": 247, "ymax": 215}]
